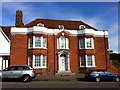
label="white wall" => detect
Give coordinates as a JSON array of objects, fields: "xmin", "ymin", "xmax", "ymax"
[{"xmin": 0, "ymin": 29, "xmax": 10, "ymax": 56}]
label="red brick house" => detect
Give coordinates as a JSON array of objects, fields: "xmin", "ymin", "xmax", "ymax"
[{"xmin": 1, "ymin": 10, "xmax": 111, "ymax": 75}]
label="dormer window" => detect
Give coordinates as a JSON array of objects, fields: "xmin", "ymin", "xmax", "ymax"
[
  {"xmin": 37, "ymin": 23, "xmax": 44, "ymax": 27},
  {"xmin": 79, "ymin": 25, "xmax": 86, "ymax": 30},
  {"xmin": 58, "ymin": 25, "xmax": 64, "ymax": 29}
]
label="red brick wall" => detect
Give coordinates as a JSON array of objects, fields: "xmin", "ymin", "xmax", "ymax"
[
  {"xmin": 94, "ymin": 37, "xmax": 109, "ymax": 70},
  {"xmin": 10, "ymin": 34, "xmax": 28, "ymax": 65},
  {"xmin": 47, "ymin": 35, "xmax": 55, "ymax": 75},
  {"xmin": 10, "ymin": 33, "xmax": 110, "ymax": 75},
  {"xmin": 69, "ymin": 36, "xmax": 79, "ymax": 73}
]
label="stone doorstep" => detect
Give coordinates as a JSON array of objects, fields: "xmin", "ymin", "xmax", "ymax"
[{"xmin": 55, "ymin": 71, "xmax": 76, "ymax": 76}]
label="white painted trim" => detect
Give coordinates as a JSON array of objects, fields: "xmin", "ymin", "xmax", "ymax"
[
  {"xmin": 11, "ymin": 26, "xmax": 108, "ymax": 37},
  {"xmin": 0, "ymin": 53, "xmax": 10, "ymax": 56}
]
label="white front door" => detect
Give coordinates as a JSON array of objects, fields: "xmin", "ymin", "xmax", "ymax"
[
  {"xmin": 58, "ymin": 53, "xmax": 70, "ymax": 72},
  {"xmin": 59, "ymin": 56, "xmax": 65, "ymax": 71}
]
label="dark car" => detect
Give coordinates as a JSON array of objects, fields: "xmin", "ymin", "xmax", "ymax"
[
  {"xmin": 0, "ymin": 65, "xmax": 36, "ymax": 82},
  {"xmin": 85, "ymin": 70, "xmax": 120, "ymax": 82}
]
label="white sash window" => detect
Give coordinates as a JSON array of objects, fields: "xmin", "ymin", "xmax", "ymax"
[
  {"xmin": 57, "ymin": 36, "xmax": 69, "ymax": 49},
  {"xmin": 29, "ymin": 36, "xmax": 47, "ymax": 49},
  {"xmin": 28, "ymin": 55, "xmax": 47, "ymax": 68},
  {"xmin": 79, "ymin": 38, "xmax": 94, "ymax": 49},
  {"xmin": 80, "ymin": 55, "xmax": 95, "ymax": 67}
]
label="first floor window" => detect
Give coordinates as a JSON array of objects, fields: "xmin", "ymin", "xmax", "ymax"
[
  {"xmin": 28, "ymin": 55, "xmax": 47, "ymax": 68},
  {"xmin": 80, "ymin": 55, "xmax": 95, "ymax": 67},
  {"xmin": 57, "ymin": 35, "xmax": 69, "ymax": 49},
  {"xmin": 79, "ymin": 38, "xmax": 94, "ymax": 49},
  {"xmin": 29, "ymin": 36, "xmax": 47, "ymax": 49}
]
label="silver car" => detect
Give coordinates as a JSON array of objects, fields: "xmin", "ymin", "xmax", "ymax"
[{"xmin": 0, "ymin": 65, "xmax": 36, "ymax": 82}]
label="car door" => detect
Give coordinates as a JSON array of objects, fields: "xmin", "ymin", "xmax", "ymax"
[
  {"xmin": 98, "ymin": 71, "xmax": 106, "ymax": 80},
  {"xmin": 10, "ymin": 66, "xmax": 23, "ymax": 78},
  {"xmin": 104, "ymin": 71, "xmax": 115, "ymax": 81},
  {"xmin": 2, "ymin": 66, "xmax": 15, "ymax": 78}
]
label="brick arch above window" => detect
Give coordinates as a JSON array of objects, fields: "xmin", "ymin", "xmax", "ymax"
[{"xmin": 56, "ymin": 31, "xmax": 69, "ymax": 38}]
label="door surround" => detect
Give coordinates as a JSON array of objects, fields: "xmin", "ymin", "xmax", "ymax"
[{"xmin": 57, "ymin": 50, "xmax": 70, "ymax": 72}]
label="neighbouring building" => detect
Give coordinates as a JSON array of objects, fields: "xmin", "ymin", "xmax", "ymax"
[{"xmin": 1, "ymin": 10, "xmax": 111, "ymax": 75}]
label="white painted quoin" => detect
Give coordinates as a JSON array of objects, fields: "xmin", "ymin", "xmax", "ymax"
[{"xmin": 0, "ymin": 28, "xmax": 10, "ymax": 70}]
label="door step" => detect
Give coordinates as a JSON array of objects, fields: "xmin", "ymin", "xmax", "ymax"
[{"xmin": 56, "ymin": 71, "xmax": 75, "ymax": 76}]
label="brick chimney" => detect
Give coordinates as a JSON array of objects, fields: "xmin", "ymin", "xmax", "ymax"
[{"xmin": 15, "ymin": 10, "xmax": 24, "ymax": 27}]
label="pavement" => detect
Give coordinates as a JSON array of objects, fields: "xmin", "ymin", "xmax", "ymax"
[{"xmin": 34, "ymin": 74, "xmax": 85, "ymax": 81}]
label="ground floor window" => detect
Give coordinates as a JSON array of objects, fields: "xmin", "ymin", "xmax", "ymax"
[
  {"xmin": 28, "ymin": 55, "xmax": 47, "ymax": 68},
  {"xmin": 80, "ymin": 55, "xmax": 95, "ymax": 67}
]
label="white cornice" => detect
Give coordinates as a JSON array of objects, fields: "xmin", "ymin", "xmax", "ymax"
[{"xmin": 11, "ymin": 26, "xmax": 108, "ymax": 37}]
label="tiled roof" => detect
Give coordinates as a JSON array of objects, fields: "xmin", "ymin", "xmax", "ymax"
[
  {"xmin": 1, "ymin": 18, "xmax": 97, "ymax": 39},
  {"xmin": 24, "ymin": 18, "xmax": 97, "ymax": 30},
  {"xmin": 1, "ymin": 26, "xmax": 12, "ymax": 39}
]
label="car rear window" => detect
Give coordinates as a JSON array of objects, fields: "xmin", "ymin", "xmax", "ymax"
[
  {"xmin": 97, "ymin": 71, "xmax": 105, "ymax": 74},
  {"xmin": 23, "ymin": 66, "xmax": 30, "ymax": 70},
  {"xmin": 91, "ymin": 71, "xmax": 98, "ymax": 74}
]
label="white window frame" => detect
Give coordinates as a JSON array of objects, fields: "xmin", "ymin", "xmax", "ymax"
[
  {"xmin": 28, "ymin": 36, "xmax": 47, "ymax": 49},
  {"xmin": 79, "ymin": 38, "xmax": 94, "ymax": 49},
  {"xmin": 80, "ymin": 55, "xmax": 96, "ymax": 68},
  {"xmin": 79, "ymin": 25, "xmax": 86, "ymax": 30},
  {"xmin": 58, "ymin": 25, "xmax": 64, "ymax": 29},
  {"xmin": 28, "ymin": 55, "xmax": 47, "ymax": 69},
  {"xmin": 57, "ymin": 36, "xmax": 69, "ymax": 49},
  {"xmin": 37, "ymin": 23, "xmax": 44, "ymax": 27}
]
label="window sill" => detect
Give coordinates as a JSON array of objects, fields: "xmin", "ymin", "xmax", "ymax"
[
  {"xmin": 79, "ymin": 48, "xmax": 94, "ymax": 50},
  {"xmin": 57, "ymin": 48, "xmax": 69, "ymax": 50},
  {"xmin": 80, "ymin": 66, "xmax": 96, "ymax": 68},
  {"xmin": 28, "ymin": 47, "xmax": 47, "ymax": 49}
]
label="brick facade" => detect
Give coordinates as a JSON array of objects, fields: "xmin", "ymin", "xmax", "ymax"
[{"xmin": 4, "ymin": 10, "xmax": 119, "ymax": 75}]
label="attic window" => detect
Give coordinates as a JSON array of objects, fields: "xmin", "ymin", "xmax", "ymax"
[
  {"xmin": 79, "ymin": 25, "xmax": 86, "ymax": 30},
  {"xmin": 58, "ymin": 25, "xmax": 64, "ymax": 29},
  {"xmin": 37, "ymin": 23, "xmax": 44, "ymax": 27}
]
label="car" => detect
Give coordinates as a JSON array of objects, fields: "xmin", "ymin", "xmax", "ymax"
[
  {"xmin": 0, "ymin": 65, "xmax": 36, "ymax": 82},
  {"xmin": 85, "ymin": 70, "xmax": 120, "ymax": 82}
]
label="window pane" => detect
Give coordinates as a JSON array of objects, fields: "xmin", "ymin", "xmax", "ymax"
[
  {"xmin": 66, "ymin": 38, "xmax": 69, "ymax": 49},
  {"xmin": 35, "ymin": 37, "xmax": 41, "ymax": 47},
  {"xmin": 87, "ymin": 55, "xmax": 93, "ymax": 66},
  {"xmin": 29, "ymin": 37, "xmax": 33, "ymax": 48},
  {"xmin": 42, "ymin": 56, "xmax": 46, "ymax": 66},
  {"xmin": 28, "ymin": 56, "xmax": 33, "ymax": 67},
  {"xmin": 35, "ymin": 55, "xmax": 41, "ymax": 67},
  {"xmin": 80, "ymin": 38, "xmax": 85, "ymax": 49},
  {"xmin": 81, "ymin": 55, "xmax": 86, "ymax": 66},
  {"xmin": 86, "ymin": 38, "xmax": 92, "ymax": 48},
  {"xmin": 57, "ymin": 36, "xmax": 69, "ymax": 49},
  {"xmin": 43, "ymin": 37, "xmax": 46, "ymax": 47},
  {"xmin": 61, "ymin": 36, "xmax": 66, "ymax": 48}
]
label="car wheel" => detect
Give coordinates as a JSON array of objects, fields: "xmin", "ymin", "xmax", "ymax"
[
  {"xmin": 115, "ymin": 77, "xmax": 120, "ymax": 82},
  {"xmin": 96, "ymin": 77, "xmax": 100, "ymax": 82},
  {"xmin": 22, "ymin": 75, "xmax": 31, "ymax": 83}
]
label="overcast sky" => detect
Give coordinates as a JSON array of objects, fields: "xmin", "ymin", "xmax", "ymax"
[{"xmin": 1, "ymin": 2, "xmax": 118, "ymax": 53}]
